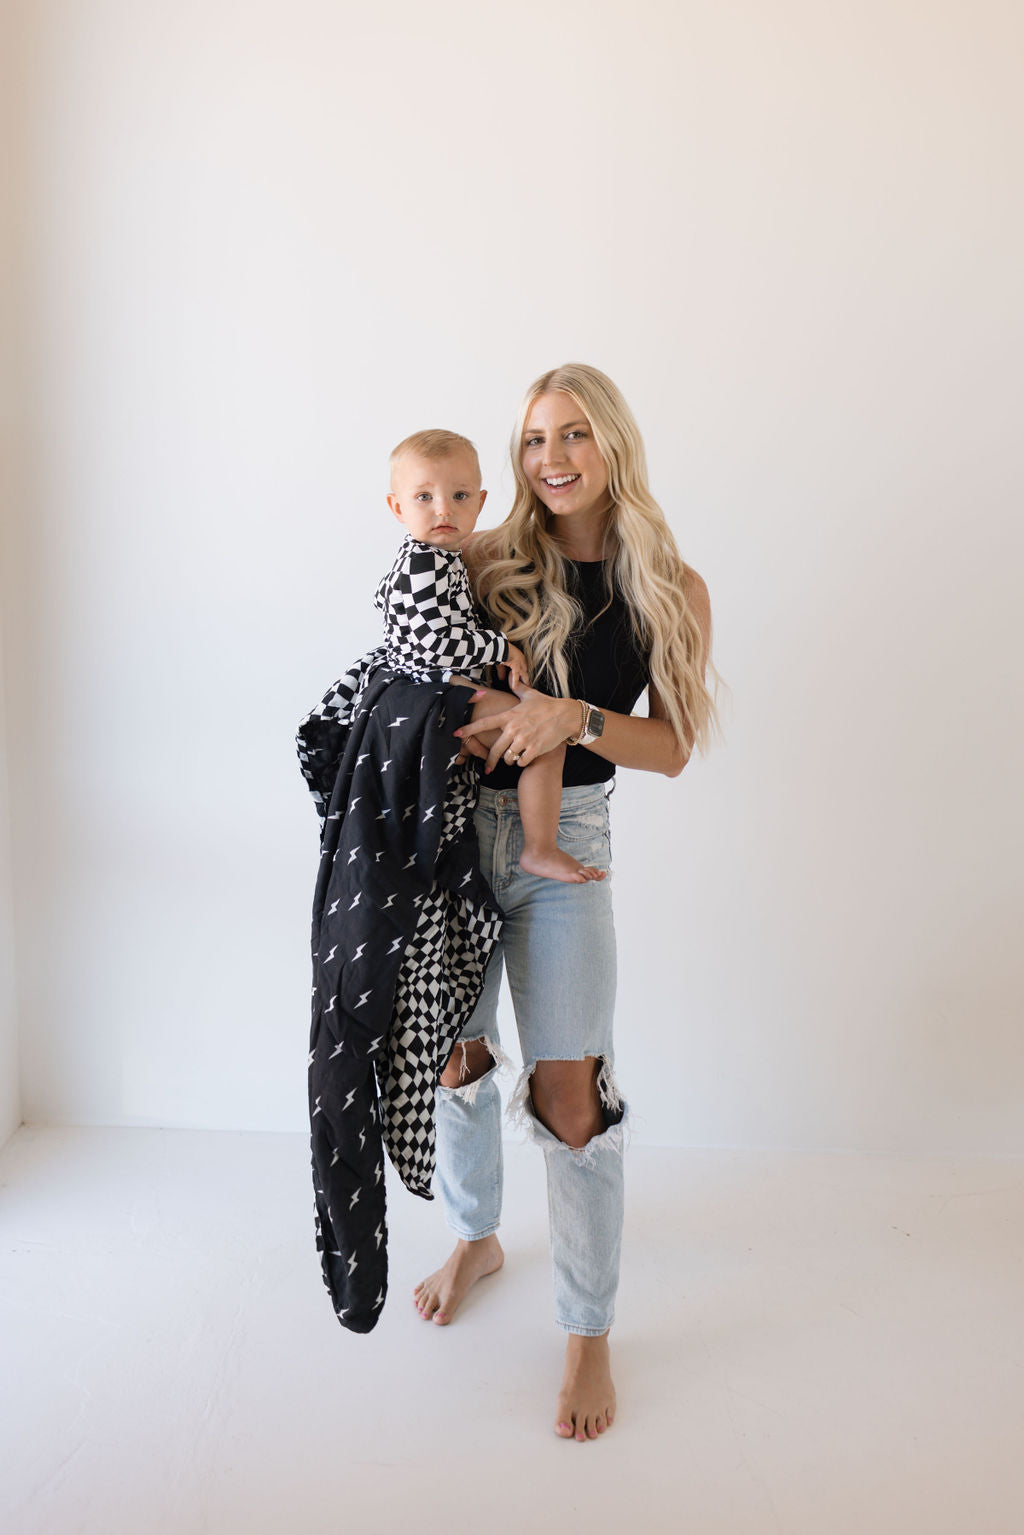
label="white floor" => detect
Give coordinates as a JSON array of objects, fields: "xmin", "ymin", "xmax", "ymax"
[{"xmin": 2, "ymin": 1127, "xmax": 1024, "ymax": 1535}]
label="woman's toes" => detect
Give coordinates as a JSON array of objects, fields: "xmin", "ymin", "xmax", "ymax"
[{"xmin": 555, "ymin": 1420, "xmax": 574, "ymax": 1439}]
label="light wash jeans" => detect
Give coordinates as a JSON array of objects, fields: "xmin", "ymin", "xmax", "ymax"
[{"xmin": 434, "ymin": 783, "xmax": 626, "ymax": 1336}]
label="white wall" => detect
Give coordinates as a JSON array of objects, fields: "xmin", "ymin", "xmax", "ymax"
[
  {"xmin": 0, "ymin": 624, "xmax": 19, "ymax": 1147},
  {"xmin": 0, "ymin": 0, "xmax": 26, "ymax": 1147},
  {"xmin": 6, "ymin": 0, "xmax": 1023, "ymax": 1152}
]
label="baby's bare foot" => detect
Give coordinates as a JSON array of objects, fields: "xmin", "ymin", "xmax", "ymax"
[
  {"xmin": 519, "ymin": 847, "xmax": 606, "ymax": 884},
  {"xmin": 554, "ymin": 1332, "xmax": 616, "ymax": 1442},
  {"xmin": 413, "ymin": 1235, "xmax": 504, "ymax": 1325}
]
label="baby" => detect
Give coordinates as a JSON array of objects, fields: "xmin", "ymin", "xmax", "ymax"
[{"xmin": 377, "ymin": 428, "xmax": 603, "ymax": 884}]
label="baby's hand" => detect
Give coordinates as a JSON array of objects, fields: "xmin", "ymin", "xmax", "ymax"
[{"xmin": 501, "ymin": 643, "xmax": 530, "ymax": 692}]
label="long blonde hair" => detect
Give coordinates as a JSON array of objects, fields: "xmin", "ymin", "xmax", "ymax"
[{"xmin": 473, "ymin": 363, "xmax": 718, "ymax": 754}]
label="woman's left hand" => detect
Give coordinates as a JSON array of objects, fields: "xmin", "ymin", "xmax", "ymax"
[{"xmin": 456, "ymin": 686, "xmax": 579, "ymax": 772}]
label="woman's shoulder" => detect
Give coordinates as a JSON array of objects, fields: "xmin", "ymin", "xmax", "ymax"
[
  {"xmin": 680, "ymin": 561, "xmax": 712, "ymax": 652},
  {"xmin": 681, "ymin": 561, "xmax": 710, "ymax": 611}
]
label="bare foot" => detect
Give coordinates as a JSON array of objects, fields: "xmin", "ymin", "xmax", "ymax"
[
  {"xmin": 519, "ymin": 846, "xmax": 606, "ymax": 883},
  {"xmin": 554, "ymin": 1332, "xmax": 616, "ymax": 1442},
  {"xmin": 413, "ymin": 1235, "xmax": 504, "ymax": 1325}
]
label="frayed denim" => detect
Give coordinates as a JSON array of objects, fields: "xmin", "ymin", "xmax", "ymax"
[{"xmin": 434, "ymin": 784, "xmax": 625, "ymax": 1335}]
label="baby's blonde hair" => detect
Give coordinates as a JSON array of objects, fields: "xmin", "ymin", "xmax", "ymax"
[
  {"xmin": 389, "ymin": 429, "xmax": 480, "ymax": 487},
  {"xmin": 472, "ymin": 363, "xmax": 718, "ymax": 754}
]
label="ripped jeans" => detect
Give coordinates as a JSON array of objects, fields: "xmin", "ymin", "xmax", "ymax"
[{"xmin": 434, "ymin": 783, "xmax": 625, "ymax": 1336}]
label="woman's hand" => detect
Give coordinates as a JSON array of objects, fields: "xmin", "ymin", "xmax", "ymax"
[{"xmin": 456, "ymin": 686, "xmax": 579, "ymax": 773}]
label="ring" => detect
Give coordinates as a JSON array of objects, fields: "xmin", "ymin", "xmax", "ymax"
[{"xmin": 505, "ymin": 748, "xmax": 522, "ymax": 764}]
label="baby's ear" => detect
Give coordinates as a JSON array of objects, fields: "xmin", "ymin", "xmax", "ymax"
[
  {"xmin": 478, "ymin": 488, "xmax": 487, "ymax": 510},
  {"xmin": 386, "ymin": 493, "xmax": 404, "ymax": 524}
]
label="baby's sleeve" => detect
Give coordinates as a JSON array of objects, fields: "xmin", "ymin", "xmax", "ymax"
[{"xmin": 389, "ymin": 546, "xmax": 509, "ymax": 671}]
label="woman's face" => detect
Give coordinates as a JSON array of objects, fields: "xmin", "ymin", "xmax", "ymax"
[{"xmin": 520, "ymin": 391, "xmax": 611, "ymax": 524}]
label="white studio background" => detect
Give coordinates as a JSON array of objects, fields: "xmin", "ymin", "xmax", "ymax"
[{"xmin": 1, "ymin": 0, "xmax": 1022, "ymax": 1154}]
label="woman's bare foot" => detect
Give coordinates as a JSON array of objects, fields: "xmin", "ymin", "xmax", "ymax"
[
  {"xmin": 413, "ymin": 1235, "xmax": 504, "ymax": 1325},
  {"xmin": 554, "ymin": 1332, "xmax": 616, "ymax": 1442},
  {"xmin": 519, "ymin": 846, "xmax": 606, "ymax": 883}
]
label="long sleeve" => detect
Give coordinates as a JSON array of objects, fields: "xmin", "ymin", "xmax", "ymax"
[{"xmin": 378, "ymin": 539, "xmax": 509, "ymax": 677}]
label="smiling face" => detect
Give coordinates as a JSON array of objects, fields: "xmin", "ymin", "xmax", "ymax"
[
  {"xmin": 519, "ymin": 391, "xmax": 612, "ymax": 526},
  {"xmin": 386, "ymin": 447, "xmax": 487, "ymax": 551}
]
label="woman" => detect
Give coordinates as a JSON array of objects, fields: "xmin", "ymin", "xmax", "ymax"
[{"xmin": 413, "ymin": 363, "xmax": 716, "ymax": 1442}]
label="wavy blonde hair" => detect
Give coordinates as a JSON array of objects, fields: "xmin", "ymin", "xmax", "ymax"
[{"xmin": 472, "ymin": 363, "xmax": 718, "ymax": 754}]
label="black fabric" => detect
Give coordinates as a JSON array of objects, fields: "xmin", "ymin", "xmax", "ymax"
[
  {"xmin": 299, "ymin": 664, "xmax": 503, "ymax": 1332},
  {"xmin": 486, "ymin": 559, "xmax": 651, "ymax": 791}
]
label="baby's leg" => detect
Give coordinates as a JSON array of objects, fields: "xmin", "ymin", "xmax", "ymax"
[
  {"xmin": 449, "ymin": 682, "xmax": 603, "ymax": 883},
  {"xmin": 518, "ymin": 745, "xmax": 606, "ymax": 884}
]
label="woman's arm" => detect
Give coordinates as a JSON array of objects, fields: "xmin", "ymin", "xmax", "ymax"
[
  {"xmin": 456, "ymin": 567, "xmax": 712, "ymax": 779},
  {"xmin": 456, "ymin": 688, "xmax": 687, "ymax": 777}
]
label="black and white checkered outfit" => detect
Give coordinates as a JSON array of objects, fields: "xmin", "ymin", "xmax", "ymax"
[
  {"xmin": 375, "ymin": 535, "xmax": 509, "ymax": 682},
  {"xmin": 296, "ymin": 537, "xmax": 508, "ymax": 1333}
]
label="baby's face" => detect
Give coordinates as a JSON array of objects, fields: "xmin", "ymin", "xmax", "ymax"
[{"xmin": 387, "ymin": 448, "xmax": 487, "ymax": 551}]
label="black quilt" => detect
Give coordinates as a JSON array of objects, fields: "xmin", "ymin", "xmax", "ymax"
[{"xmin": 297, "ymin": 658, "xmax": 503, "ymax": 1332}]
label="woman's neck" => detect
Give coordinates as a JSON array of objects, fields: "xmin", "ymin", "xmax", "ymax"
[{"xmin": 549, "ymin": 508, "xmax": 614, "ymax": 563}]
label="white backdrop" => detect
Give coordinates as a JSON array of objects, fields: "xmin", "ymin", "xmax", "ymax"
[{"xmin": 2, "ymin": 0, "xmax": 1022, "ymax": 1153}]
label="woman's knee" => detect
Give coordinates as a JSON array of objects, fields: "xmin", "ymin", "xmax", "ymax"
[
  {"xmin": 439, "ymin": 1037, "xmax": 495, "ymax": 1090},
  {"xmin": 529, "ymin": 1058, "xmax": 605, "ymax": 1149}
]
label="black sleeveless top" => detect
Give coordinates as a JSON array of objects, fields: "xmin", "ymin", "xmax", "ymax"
[{"xmin": 484, "ymin": 558, "xmax": 651, "ymax": 790}]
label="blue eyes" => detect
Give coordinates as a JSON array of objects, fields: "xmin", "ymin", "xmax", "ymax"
[
  {"xmin": 414, "ymin": 491, "xmax": 471, "ymax": 501},
  {"xmin": 525, "ymin": 431, "xmax": 585, "ymax": 447}
]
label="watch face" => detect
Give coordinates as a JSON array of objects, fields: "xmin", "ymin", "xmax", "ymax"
[{"xmin": 583, "ymin": 707, "xmax": 605, "ymax": 741}]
